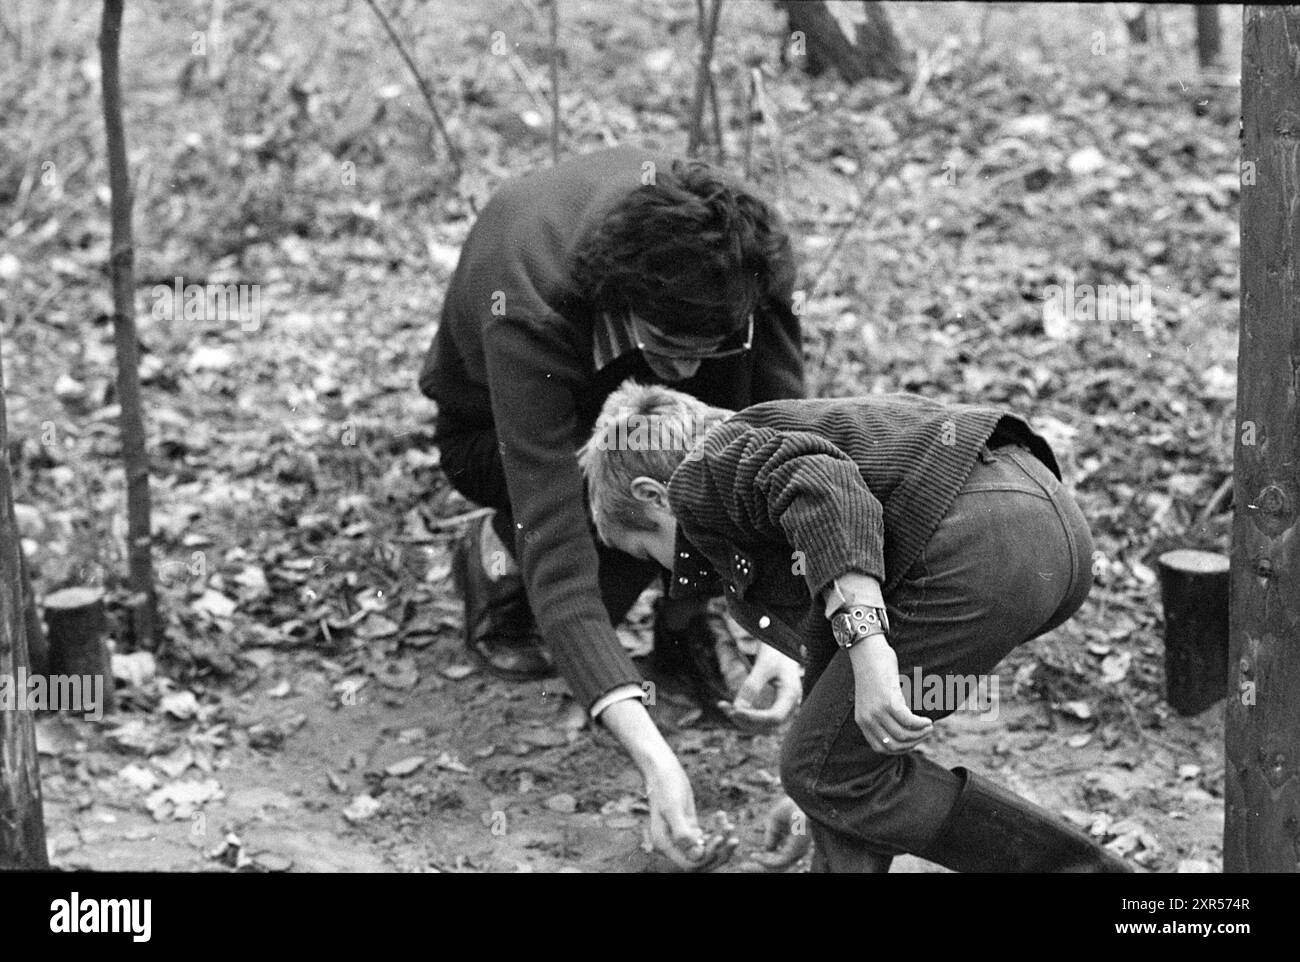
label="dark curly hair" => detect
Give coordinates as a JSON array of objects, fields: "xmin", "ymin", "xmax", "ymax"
[{"xmin": 569, "ymin": 159, "xmax": 794, "ymax": 339}]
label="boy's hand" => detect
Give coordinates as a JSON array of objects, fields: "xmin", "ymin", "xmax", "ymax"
[
  {"xmin": 753, "ymin": 795, "xmax": 811, "ymax": 870},
  {"xmin": 719, "ymin": 645, "xmax": 802, "ymax": 730},
  {"xmin": 848, "ymin": 634, "xmax": 932, "ymax": 754}
]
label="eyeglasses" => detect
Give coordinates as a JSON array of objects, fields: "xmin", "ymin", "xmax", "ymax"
[{"xmin": 630, "ymin": 311, "xmax": 754, "ymax": 361}]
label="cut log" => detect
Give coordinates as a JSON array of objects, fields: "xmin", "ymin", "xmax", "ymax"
[
  {"xmin": 43, "ymin": 586, "xmax": 115, "ymax": 715},
  {"xmin": 1157, "ymin": 549, "xmax": 1229, "ymax": 716}
]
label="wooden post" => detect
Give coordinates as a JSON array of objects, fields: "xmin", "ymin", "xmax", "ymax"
[
  {"xmin": 0, "ymin": 336, "xmax": 49, "ymax": 869},
  {"xmin": 1227, "ymin": 5, "xmax": 1300, "ymax": 873}
]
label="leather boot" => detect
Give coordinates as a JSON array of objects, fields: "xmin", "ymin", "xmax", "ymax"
[
  {"xmin": 918, "ymin": 767, "xmax": 1133, "ymax": 873},
  {"xmin": 647, "ymin": 596, "xmax": 750, "ymax": 718},
  {"xmin": 452, "ymin": 514, "xmax": 555, "ymax": 681}
]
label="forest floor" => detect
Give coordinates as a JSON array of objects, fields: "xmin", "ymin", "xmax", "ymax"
[{"xmin": 3, "ymin": 1, "xmax": 1242, "ymax": 871}]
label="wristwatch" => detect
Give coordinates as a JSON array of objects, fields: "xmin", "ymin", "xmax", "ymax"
[{"xmin": 829, "ymin": 603, "xmax": 891, "ymax": 649}]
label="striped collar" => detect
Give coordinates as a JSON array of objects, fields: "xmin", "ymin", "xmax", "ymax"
[{"xmin": 593, "ymin": 311, "xmax": 639, "ymax": 370}]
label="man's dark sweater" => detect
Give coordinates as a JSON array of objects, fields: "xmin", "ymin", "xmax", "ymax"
[{"xmin": 418, "ymin": 147, "xmax": 805, "ymax": 709}]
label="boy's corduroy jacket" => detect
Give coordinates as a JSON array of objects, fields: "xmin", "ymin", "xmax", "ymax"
[{"xmin": 665, "ymin": 395, "xmax": 1060, "ymax": 668}]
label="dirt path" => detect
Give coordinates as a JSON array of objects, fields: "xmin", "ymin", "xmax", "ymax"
[{"xmin": 38, "ymin": 605, "xmax": 1225, "ymax": 873}]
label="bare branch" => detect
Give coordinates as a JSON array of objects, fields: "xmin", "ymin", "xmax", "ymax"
[
  {"xmin": 687, "ymin": 0, "xmax": 723, "ymax": 158},
  {"xmin": 362, "ymin": 0, "xmax": 463, "ymax": 180},
  {"xmin": 99, "ymin": 0, "xmax": 158, "ymax": 647}
]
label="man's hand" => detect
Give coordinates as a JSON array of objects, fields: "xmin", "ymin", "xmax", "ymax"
[
  {"xmin": 719, "ymin": 644, "xmax": 802, "ymax": 730},
  {"xmin": 847, "ymin": 634, "xmax": 932, "ymax": 754},
  {"xmin": 644, "ymin": 758, "xmax": 737, "ymax": 871},
  {"xmin": 599, "ymin": 697, "xmax": 735, "ymax": 871},
  {"xmin": 752, "ymin": 794, "xmax": 811, "ymax": 870}
]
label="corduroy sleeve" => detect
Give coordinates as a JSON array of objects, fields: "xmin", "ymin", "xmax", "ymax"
[
  {"xmin": 482, "ymin": 315, "xmax": 643, "ymax": 711},
  {"xmin": 672, "ymin": 424, "xmax": 885, "ymax": 598}
]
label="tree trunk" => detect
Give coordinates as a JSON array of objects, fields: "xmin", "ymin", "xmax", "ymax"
[
  {"xmin": 0, "ymin": 336, "xmax": 49, "ymax": 870},
  {"xmin": 1227, "ymin": 5, "xmax": 1300, "ymax": 873},
  {"xmin": 781, "ymin": 1, "xmax": 908, "ymax": 84},
  {"xmin": 99, "ymin": 0, "xmax": 158, "ymax": 648},
  {"xmin": 1196, "ymin": 6, "xmax": 1222, "ymax": 68}
]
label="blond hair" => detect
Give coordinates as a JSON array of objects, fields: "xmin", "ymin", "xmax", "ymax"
[{"xmin": 578, "ymin": 380, "xmax": 731, "ymax": 542}]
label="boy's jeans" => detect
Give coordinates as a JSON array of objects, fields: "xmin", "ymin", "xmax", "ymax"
[{"xmin": 780, "ymin": 444, "xmax": 1094, "ymax": 864}]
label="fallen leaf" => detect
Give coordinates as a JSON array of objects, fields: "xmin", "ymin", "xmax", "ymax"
[
  {"xmin": 545, "ymin": 793, "xmax": 577, "ymax": 814},
  {"xmin": 112, "ymin": 651, "xmax": 157, "ymax": 687},
  {"xmin": 434, "ymin": 752, "xmax": 471, "ymax": 774},
  {"xmin": 1059, "ymin": 700, "xmax": 1093, "ymax": 720},
  {"xmin": 438, "ymin": 662, "xmax": 476, "ymax": 680},
  {"xmin": 373, "ymin": 657, "xmax": 419, "ymax": 690},
  {"xmin": 343, "ymin": 794, "xmax": 381, "ymax": 823},
  {"xmin": 518, "ymin": 727, "xmax": 567, "ymax": 749},
  {"xmin": 146, "ymin": 778, "xmax": 223, "ymax": 821},
  {"xmin": 193, "ymin": 590, "xmax": 237, "ymax": 619},
  {"xmin": 160, "ymin": 690, "xmax": 200, "ymax": 720},
  {"xmin": 384, "ymin": 755, "xmax": 427, "ymax": 777},
  {"xmin": 118, "ymin": 763, "xmax": 158, "ymax": 792},
  {"xmin": 153, "ymin": 746, "xmax": 194, "ymax": 779},
  {"xmin": 252, "ymin": 852, "xmax": 293, "ymax": 873},
  {"xmin": 1100, "ymin": 650, "xmax": 1132, "ymax": 684},
  {"xmin": 187, "ymin": 345, "xmax": 237, "ymax": 373},
  {"xmin": 356, "ymin": 614, "xmax": 400, "ymax": 640}
]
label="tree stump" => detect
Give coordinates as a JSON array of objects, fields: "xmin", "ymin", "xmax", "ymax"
[
  {"xmin": 43, "ymin": 587, "xmax": 115, "ymax": 715},
  {"xmin": 1157, "ymin": 549, "xmax": 1229, "ymax": 716}
]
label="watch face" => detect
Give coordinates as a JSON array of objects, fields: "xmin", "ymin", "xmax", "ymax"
[{"xmin": 833, "ymin": 606, "xmax": 886, "ymax": 647}]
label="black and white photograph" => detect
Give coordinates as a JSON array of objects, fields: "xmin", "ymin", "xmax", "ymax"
[{"xmin": 0, "ymin": 0, "xmax": 1293, "ymax": 910}]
